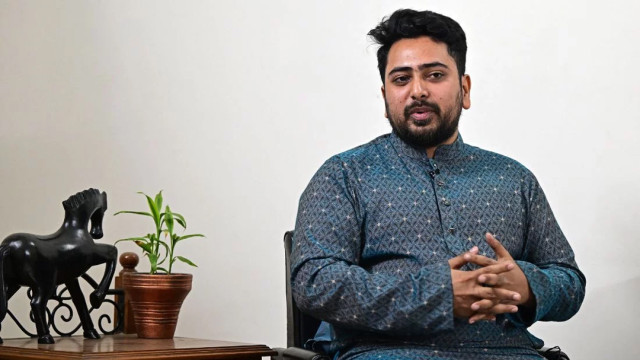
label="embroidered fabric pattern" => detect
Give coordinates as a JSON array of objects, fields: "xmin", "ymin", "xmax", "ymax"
[{"xmin": 291, "ymin": 133, "xmax": 585, "ymax": 359}]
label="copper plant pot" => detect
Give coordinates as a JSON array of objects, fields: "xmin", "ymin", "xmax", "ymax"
[{"xmin": 122, "ymin": 272, "xmax": 192, "ymax": 339}]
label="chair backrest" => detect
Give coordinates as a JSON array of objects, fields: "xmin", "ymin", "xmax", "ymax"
[{"xmin": 284, "ymin": 231, "xmax": 322, "ymax": 348}]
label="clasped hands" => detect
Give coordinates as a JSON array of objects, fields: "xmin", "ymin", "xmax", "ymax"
[{"xmin": 448, "ymin": 233, "xmax": 533, "ymax": 323}]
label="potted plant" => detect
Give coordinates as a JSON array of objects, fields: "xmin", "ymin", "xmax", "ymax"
[{"xmin": 115, "ymin": 191, "xmax": 204, "ymax": 339}]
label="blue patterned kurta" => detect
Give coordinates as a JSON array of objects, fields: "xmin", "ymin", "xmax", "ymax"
[{"xmin": 291, "ymin": 133, "xmax": 585, "ymax": 360}]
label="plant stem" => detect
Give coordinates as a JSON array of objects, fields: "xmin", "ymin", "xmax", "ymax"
[{"xmin": 168, "ymin": 234, "xmax": 174, "ymax": 274}]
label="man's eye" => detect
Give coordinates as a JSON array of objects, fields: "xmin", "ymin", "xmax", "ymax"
[
  {"xmin": 428, "ymin": 72, "xmax": 444, "ymax": 80},
  {"xmin": 392, "ymin": 76, "xmax": 410, "ymax": 84}
]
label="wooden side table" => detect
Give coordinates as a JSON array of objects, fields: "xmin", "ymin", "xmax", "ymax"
[{"xmin": 0, "ymin": 335, "xmax": 277, "ymax": 359}]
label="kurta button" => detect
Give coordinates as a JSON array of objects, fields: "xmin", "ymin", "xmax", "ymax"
[
  {"xmin": 442, "ymin": 199, "xmax": 451, "ymax": 206},
  {"xmin": 437, "ymin": 180, "xmax": 445, "ymax": 187},
  {"xmin": 448, "ymin": 226, "xmax": 455, "ymax": 234}
]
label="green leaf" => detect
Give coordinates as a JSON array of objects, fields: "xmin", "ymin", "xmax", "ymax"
[
  {"xmin": 159, "ymin": 212, "xmax": 185, "ymax": 229},
  {"xmin": 135, "ymin": 241, "xmax": 153, "ymax": 253},
  {"xmin": 156, "ymin": 267, "xmax": 169, "ymax": 274},
  {"xmin": 176, "ymin": 234, "xmax": 205, "ymax": 242},
  {"xmin": 114, "ymin": 237, "xmax": 149, "ymax": 245},
  {"xmin": 113, "ymin": 211, "xmax": 153, "ymax": 217},
  {"xmin": 148, "ymin": 233, "xmax": 156, "ymax": 249},
  {"xmin": 165, "ymin": 205, "xmax": 174, "ymax": 235},
  {"xmin": 176, "ymin": 256, "xmax": 198, "ymax": 267},
  {"xmin": 148, "ymin": 253, "xmax": 158, "ymax": 267},
  {"xmin": 172, "ymin": 213, "xmax": 187, "ymax": 228},
  {"xmin": 156, "ymin": 241, "xmax": 170, "ymax": 264},
  {"xmin": 158, "ymin": 240, "xmax": 170, "ymax": 252},
  {"xmin": 154, "ymin": 191, "xmax": 163, "ymax": 215},
  {"xmin": 139, "ymin": 192, "xmax": 160, "ymax": 230}
]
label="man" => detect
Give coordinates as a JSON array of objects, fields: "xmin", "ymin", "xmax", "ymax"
[{"xmin": 291, "ymin": 9, "xmax": 585, "ymax": 360}]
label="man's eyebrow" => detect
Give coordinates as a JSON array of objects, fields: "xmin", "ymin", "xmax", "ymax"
[
  {"xmin": 387, "ymin": 62, "xmax": 449, "ymax": 77},
  {"xmin": 419, "ymin": 62, "xmax": 448, "ymax": 71}
]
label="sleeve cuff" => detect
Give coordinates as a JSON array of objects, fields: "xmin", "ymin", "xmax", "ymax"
[
  {"xmin": 410, "ymin": 261, "xmax": 455, "ymax": 334},
  {"xmin": 507, "ymin": 260, "xmax": 547, "ymax": 327}
]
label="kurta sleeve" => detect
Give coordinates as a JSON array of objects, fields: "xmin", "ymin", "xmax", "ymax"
[
  {"xmin": 509, "ymin": 177, "xmax": 586, "ymax": 327},
  {"xmin": 291, "ymin": 157, "xmax": 455, "ymax": 336}
]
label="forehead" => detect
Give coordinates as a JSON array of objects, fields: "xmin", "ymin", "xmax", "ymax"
[{"xmin": 386, "ymin": 36, "xmax": 454, "ymax": 72}]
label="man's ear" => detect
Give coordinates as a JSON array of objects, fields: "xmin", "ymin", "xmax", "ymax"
[
  {"xmin": 381, "ymin": 86, "xmax": 388, "ymax": 118},
  {"xmin": 461, "ymin": 75, "xmax": 471, "ymax": 110}
]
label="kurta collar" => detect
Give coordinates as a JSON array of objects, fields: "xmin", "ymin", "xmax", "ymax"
[{"xmin": 389, "ymin": 131, "xmax": 467, "ymax": 162}]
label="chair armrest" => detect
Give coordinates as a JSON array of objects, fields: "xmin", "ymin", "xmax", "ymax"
[
  {"xmin": 538, "ymin": 346, "xmax": 569, "ymax": 360},
  {"xmin": 271, "ymin": 347, "xmax": 331, "ymax": 360}
]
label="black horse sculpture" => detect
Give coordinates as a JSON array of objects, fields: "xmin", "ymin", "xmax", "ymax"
[{"xmin": 0, "ymin": 188, "xmax": 118, "ymax": 344}]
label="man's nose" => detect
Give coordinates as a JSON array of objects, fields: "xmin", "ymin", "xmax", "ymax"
[{"xmin": 410, "ymin": 79, "xmax": 429, "ymax": 99}]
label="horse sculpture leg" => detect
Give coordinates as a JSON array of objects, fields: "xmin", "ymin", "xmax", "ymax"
[
  {"xmin": 30, "ymin": 285, "xmax": 56, "ymax": 344},
  {"xmin": 89, "ymin": 244, "xmax": 118, "ymax": 309},
  {"xmin": 0, "ymin": 284, "xmax": 21, "ymax": 344},
  {"xmin": 66, "ymin": 279, "xmax": 99, "ymax": 339}
]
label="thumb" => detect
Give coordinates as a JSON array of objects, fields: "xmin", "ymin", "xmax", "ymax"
[{"xmin": 485, "ymin": 233, "xmax": 511, "ymax": 259}]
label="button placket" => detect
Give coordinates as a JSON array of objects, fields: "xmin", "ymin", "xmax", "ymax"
[{"xmin": 430, "ymin": 164, "xmax": 463, "ymax": 254}]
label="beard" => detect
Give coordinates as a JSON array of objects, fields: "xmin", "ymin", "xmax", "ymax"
[{"xmin": 386, "ymin": 92, "xmax": 463, "ymax": 149}]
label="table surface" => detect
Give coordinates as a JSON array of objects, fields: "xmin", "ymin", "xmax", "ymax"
[{"xmin": 0, "ymin": 335, "xmax": 277, "ymax": 360}]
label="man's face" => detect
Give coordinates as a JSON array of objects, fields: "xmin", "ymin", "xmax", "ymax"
[{"xmin": 382, "ymin": 36, "xmax": 471, "ymax": 149}]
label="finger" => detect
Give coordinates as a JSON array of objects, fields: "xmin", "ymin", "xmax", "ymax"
[
  {"xmin": 463, "ymin": 253, "xmax": 498, "ymax": 267},
  {"xmin": 476, "ymin": 261, "xmax": 515, "ymax": 276},
  {"xmin": 489, "ymin": 303, "xmax": 519, "ymax": 315},
  {"xmin": 475, "ymin": 286, "xmax": 522, "ymax": 303},
  {"xmin": 469, "ymin": 312, "xmax": 496, "ymax": 324},
  {"xmin": 448, "ymin": 246, "xmax": 479, "ymax": 269},
  {"xmin": 470, "ymin": 297, "xmax": 520, "ymax": 311},
  {"xmin": 470, "ymin": 299, "xmax": 496, "ymax": 312},
  {"xmin": 477, "ymin": 273, "xmax": 503, "ymax": 287},
  {"xmin": 469, "ymin": 304, "xmax": 518, "ymax": 323},
  {"xmin": 471, "ymin": 300, "xmax": 518, "ymax": 314},
  {"xmin": 485, "ymin": 233, "xmax": 512, "ymax": 259}
]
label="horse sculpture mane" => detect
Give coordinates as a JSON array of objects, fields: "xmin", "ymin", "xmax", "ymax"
[
  {"xmin": 62, "ymin": 188, "xmax": 101, "ymax": 211},
  {"xmin": 0, "ymin": 188, "xmax": 117, "ymax": 344}
]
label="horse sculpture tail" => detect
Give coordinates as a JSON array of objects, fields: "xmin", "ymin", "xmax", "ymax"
[{"xmin": 0, "ymin": 245, "xmax": 10, "ymax": 323}]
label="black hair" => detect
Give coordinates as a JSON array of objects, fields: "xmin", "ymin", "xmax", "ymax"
[{"xmin": 368, "ymin": 9, "xmax": 467, "ymax": 83}]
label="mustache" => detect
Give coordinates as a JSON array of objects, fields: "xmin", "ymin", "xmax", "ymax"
[{"xmin": 404, "ymin": 100, "xmax": 441, "ymax": 119}]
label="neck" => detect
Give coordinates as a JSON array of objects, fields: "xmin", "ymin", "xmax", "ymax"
[
  {"xmin": 426, "ymin": 129, "xmax": 459, "ymax": 158},
  {"xmin": 62, "ymin": 211, "xmax": 88, "ymax": 230}
]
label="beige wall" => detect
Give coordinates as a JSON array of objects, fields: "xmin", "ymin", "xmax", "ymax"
[{"xmin": 1, "ymin": 1, "xmax": 638, "ymax": 358}]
